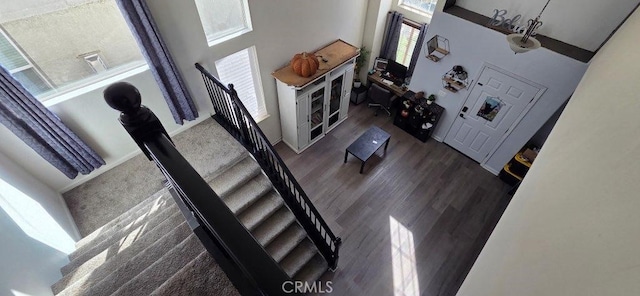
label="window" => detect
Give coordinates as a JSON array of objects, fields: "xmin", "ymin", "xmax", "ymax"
[
  {"xmin": 395, "ymin": 21, "xmax": 421, "ymax": 67},
  {"xmin": 398, "ymin": 0, "xmax": 437, "ymax": 16},
  {"xmin": 194, "ymin": 0, "xmax": 253, "ymax": 46},
  {"xmin": 0, "ymin": 1, "xmax": 145, "ymax": 101},
  {"xmin": 215, "ymin": 46, "xmax": 268, "ymax": 121},
  {"xmin": 0, "ymin": 29, "xmax": 53, "ymax": 96}
]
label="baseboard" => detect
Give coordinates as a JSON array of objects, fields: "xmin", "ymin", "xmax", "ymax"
[
  {"xmin": 480, "ymin": 163, "xmax": 500, "ymax": 176},
  {"xmin": 60, "ymin": 149, "xmax": 142, "ymax": 193},
  {"xmin": 281, "ymin": 139, "xmax": 301, "ymax": 154}
]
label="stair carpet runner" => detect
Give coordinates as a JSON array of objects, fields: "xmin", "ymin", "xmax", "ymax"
[{"xmin": 52, "ymin": 153, "xmax": 327, "ymax": 295}]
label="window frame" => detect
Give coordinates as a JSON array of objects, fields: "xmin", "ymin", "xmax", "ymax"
[
  {"xmin": 397, "ymin": 0, "xmax": 438, "ymax": 17},
  {"xmin": 0, "ymin": 2, "xmax": 148, "ymax": 105},
  {"xmin": 195, "ymin": 0, "xmax": 254, "ymax": 47},
  {"xmin": 0, "ymin": 28, "xmax": 54, "ymax": 95},
  {"xmin": 214, "ymin": 46, "xmax": 268, "ymax": 122},
  {"xmin": 395, "ymin": 19, "xmax": 422, "ymax": 68}
]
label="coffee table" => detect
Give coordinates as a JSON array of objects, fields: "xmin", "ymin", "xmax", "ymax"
[{"xmin": 344, "ymin": 126, "xmax": 391, "ymax": 174}]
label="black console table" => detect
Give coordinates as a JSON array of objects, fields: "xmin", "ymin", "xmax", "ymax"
[{"xmin": 393, "ymin": 91, "xmax": 444, "ymax": 142}]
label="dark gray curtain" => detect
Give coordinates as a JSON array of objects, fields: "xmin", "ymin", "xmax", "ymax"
[
  {"xmin": 116, "ymin": 0, "xmax": 198, "ymax": 124},
  {"xmin": 407, "ymin": 23, "xmax": 428, "ymax": 78},
  {"xmin": 380, "ymin": 11, "xmax": 404, "ymax": 60},
  {"xmin": 0, "ymin": 66, "xmax": 105, "ymax": 179}
]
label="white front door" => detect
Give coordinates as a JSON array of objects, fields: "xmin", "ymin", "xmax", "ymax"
[{"xmin": 444, "ymin": 66, "xmax": 544, "ymax": 162}]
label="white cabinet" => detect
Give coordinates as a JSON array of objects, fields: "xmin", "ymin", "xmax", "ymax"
[
  {"xmin": 276, "ymin": 61, "xmax": 355, "ymax": 153},
  {"xmin": 272, "ymin": 40, "xmax": 359, "ymax": 153}
]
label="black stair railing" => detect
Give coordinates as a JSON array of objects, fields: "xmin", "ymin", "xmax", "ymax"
[
  {"xmin": 195, "ymin": 63, "xmax": 342, "ymax": 270},
  {"xmin": 103, "ymin": 82, "xmax": 300, "ymax": 296}
]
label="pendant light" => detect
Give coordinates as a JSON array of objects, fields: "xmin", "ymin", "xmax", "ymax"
[{"xmin": 506, "ymin": 0, "xmax": 551, "ymax": 54}]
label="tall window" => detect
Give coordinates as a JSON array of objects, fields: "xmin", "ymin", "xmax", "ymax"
[
  {"xmin": 0, "ymin": 29, "xmax": 53, "ymax": 96},
  {"xmin": 215, "ymin": 46, "xmax": 268, "ymax": 121},
  {"xmin": 398, "ymin": 0, "xmax": 437, "ymax": 16},
  {"xmin": 395, "ymin": 21, "xmax": 421, "ymax": 67},
  {"xmin": 0, "ymin": 0, "xmax": 145, "ymax": 101},
  {"xmin": 194, "ymin": 0, "xmax": 253, "ymax": 46}
]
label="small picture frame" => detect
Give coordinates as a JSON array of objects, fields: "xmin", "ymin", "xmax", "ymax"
[
  {"xmin": 477, "ymin": 96, "xmax": 504, "ymax": 122},
  {"xmin": 373, "ymin": 58, "xmax": 388, "ymax": 72}
]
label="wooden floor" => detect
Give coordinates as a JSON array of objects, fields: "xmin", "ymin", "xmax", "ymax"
[{"xmin": 274, "ymin": 102, "xmax": 513, "ymax": 296}]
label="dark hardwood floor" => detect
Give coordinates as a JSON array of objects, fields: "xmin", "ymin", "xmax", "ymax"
[{"xmin": 274, "ymin": 102, "xmax": 513, "ymax": 296}]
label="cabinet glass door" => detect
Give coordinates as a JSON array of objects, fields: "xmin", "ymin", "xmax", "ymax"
[
  {"xmin": 309, "ymin": 87, "xmax": 325, "ymax": 141},
  {"xmin": 328, "ymin": 74, "xmax": 343, "ymax": 128}
]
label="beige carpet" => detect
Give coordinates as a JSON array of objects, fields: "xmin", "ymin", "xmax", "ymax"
[{"xmin": 63, "ymin": 118, "xmax": 245, "ymax": 237}]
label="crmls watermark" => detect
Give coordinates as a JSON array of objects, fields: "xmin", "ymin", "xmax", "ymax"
[{"xmin": 282, "ymin": 281, "xmax": 333, "ymax": 294}]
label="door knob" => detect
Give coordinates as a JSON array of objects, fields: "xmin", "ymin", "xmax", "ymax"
[{"xmin": 459, "ymin": 113, "xmax": 465, "ymax": 118}]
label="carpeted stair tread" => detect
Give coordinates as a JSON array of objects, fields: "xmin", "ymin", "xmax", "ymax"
[
  {"xmin": 53, "ymin": 210, "xmax": 185, "ymax": 294},
  {"xmin": 56, "ymin": 221, "xmax": 192, "ymax": 296},
  {"xmin": 72, "ymin": 189, "xmax": 172, "ymax": 256},
  {"xmin": 238, "ymin": 190, "xmax": 284, "ymax": 231},
  {"xmin": 200, "ymin": 151, "xmax": 247, "ymax": 183},
  {"xmin": 150, "ymin": 251, "xmax": 240, "ymax": 296},
  {"xmin": 280, "ymin": 239, "xmax": 319, "ymax": 278},
  {"xmin": 222, "ymin": 173, "xmax": 272, "ymax": 214},
  {"xmin": 252, "ymin": 207, "xmax": 296, "ymax": 247},
  {"xmin": 293, "ymin": 254, "xmax": 328, "ymax": 284},
  {"xmin": 266, "ymin": 224, "xmax": 308, "ymax": 262},
  {"xmin": 112, "ymin": 234, "xmax": 204, "ymax": 296},
  {"xmin": 177, "ymin": 119, "xmax": 247, "ymax": 182},
  {"xmin": 64, "ymin": 201, "xmax": 180, "ymax": 273},
  {"xmin": 208, "ymin": 156, "xmax": 261, "ymax": 198}
]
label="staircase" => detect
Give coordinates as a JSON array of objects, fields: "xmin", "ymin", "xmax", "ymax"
[{"xmin": 52, "ymin": 152, "xmax": 327, "ymax": 295}]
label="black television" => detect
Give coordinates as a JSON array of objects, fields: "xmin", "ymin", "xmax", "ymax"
[{"xmin": 385, "ymin": 59, "xmax": 407, "ymax": 84}]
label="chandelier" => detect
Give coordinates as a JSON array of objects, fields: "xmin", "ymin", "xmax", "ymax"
[{"xmin": 506, "ymin": 0, "xmax": 551, "ymax": 54}]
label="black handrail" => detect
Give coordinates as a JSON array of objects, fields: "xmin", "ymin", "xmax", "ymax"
[
  {"xmin": 104, "ymin": 82, "xmax": 298, "ymax": 296},
  {"xmin": 195, "ymin": 63, "xmax": 342, "ymax": 270}
]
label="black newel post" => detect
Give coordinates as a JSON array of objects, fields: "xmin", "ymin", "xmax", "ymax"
[{"xmin": 104, "ymin": 82, "xmax": 172, "ymax": 160}]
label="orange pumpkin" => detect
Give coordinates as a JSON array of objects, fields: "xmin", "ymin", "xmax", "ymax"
[{"xmin": 290, "ymin": 52, "xmax": 319, "ymax": 78}]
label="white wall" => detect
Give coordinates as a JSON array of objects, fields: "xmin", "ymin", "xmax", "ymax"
[
  {"xmin": 0, "ymin": 151, "xmax": 78, "ymax": 296},
  {"xmin": 146, "ymin": 0, "xmax": 369, "ymax": 143},
  {"xmin": 457, "ymin": 7, "xmax": 640, "ymax": 296},
  {"xmin": 409, "ymin": 11, "xmax": 588, "ymax": 174},
  {"xmin": 455, "ymin": 0, "xmax": 640, "ymax": 51}
]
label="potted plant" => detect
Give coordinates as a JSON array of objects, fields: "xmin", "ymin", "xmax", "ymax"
[
  {"xmin": 353, "ymin": 46, "xmax": 370, "ymax": 88},
  {"xmin": 427, "ymin": 94, "xmax": 436, "ymax": 105}
]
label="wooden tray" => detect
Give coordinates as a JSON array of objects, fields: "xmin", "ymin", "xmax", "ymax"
[{"xmin": 272, "ymin": 39, "xmax": 359, "ymax": 88}]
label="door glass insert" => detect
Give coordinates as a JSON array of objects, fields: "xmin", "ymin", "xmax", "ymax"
[
  {"xmin": 310, "ymin": 88, "xmax": 324, "ymax": 140},
  {"xmin": 329, "ymin": 75, "xmax": 343, "ymax": 116},
  {"xmin": 327, "ymin": 74, "xmax": 343, "ymax": 129}
]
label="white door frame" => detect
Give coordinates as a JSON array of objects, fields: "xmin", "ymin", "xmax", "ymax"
[{"xmin": 443, "ymin": 63, "xmax": 547, "ymax": 170}]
